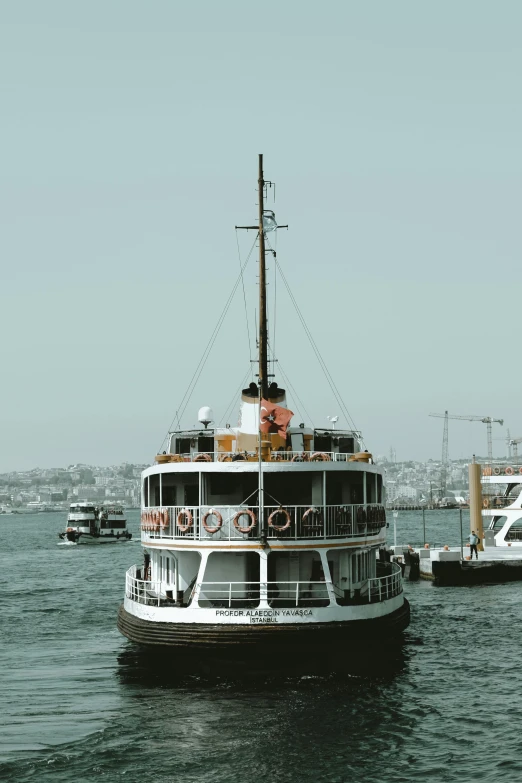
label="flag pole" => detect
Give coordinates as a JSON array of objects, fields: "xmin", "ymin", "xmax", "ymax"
[{"xmin": 257, "ymin": 154, "xmax": 267, "ymax": 542}]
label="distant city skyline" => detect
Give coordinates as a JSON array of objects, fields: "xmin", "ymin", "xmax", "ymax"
[{"xmin": 2, "ymin": 2, "xmax": 521, "ymax": 472}]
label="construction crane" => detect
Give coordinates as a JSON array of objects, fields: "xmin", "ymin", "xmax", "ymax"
[
  {"xmin": 429, "ymin": 412, "xmax": 504, "ymax": 461},
  {"xmin": 427, "ymin": 411, "xmax": 450, "ymax": 498},
  {"xmin": 509, "ymin": 435, "xmax": 522, "ymax": 458}
]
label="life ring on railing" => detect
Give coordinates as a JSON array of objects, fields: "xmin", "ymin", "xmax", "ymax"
[
  {"xmin": 483, "ymin": 466, "xmax": 492, "ymax": 476},
  {"xmin": 291, "ymin": 452, "xmax": 309, "ymax": 462},
  {"xmin": 493, "ymin": 467, "xmax": 501, "ymax": 475},
  {"xmin": 505, "ymin": 466, "xmax": 514, "ymax": 476},
  {"xmin": 483, "ymin": 498, "xmax": 490, "ymax": 508},
  {"xmin": 176, "ymin": 508, "xmax": 193, "ymax": 533},
  {"xmin": 202, "ymin": 509, "xmax": 223, "ymax": 534},
  {"xmin": 232, "ymin": 509, "xmax": 256, "ymax": 533},
  {"xmin": 310, "ymin": 452, "xmax": 331, "ymax": 462},
  {"xmin": 152, "ymin": 510, "xmax": 161, "ymax": 532},
  {"xmin": 143, "ymin": 511, "xmax": 149, "ymax": 531},
  {"xmin": 160, "ymin": 508, "xmax": 169, "ymax": 529},
  {"xmin": 302, "ymin": 507, "xmax": 322, "ymax": 526},
  {"xmin": 268, "ymin": 507, "xmax": 291, "ymax": 531},
  {"xmin": 193, "ymin": 453, "xmax": 212, "ymax": 462},
  {"xmin": 519, "ymin": 467, "xmax": 522, "ymax": 476},
  {"xmin": 218, "ymin": 454, "xmax": 232, "ymax": 462},
  {"xmin": 357, "ymin": 507, "xmax": 367, "ymax": 526}
]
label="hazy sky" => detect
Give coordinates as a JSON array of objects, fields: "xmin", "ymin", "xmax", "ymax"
[{"xmin": 2, "ymin": 1, "xmax": 521, "ymax": 472}]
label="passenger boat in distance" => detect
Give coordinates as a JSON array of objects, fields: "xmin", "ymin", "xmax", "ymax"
[
  {"xmin": 117, "ymin": 155, "xmax": 410, "ymax": 652},
  {"xmin": 59, "ymin": 502, "xmax": 132, "ymax": 544}
]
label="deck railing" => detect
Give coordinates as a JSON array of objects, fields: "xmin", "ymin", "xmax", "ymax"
[
  {"xmin": 124, "ymin": 565, "xmax": 402, "ymax": 609},
  {"xmin": 140, "ymin": 503, "xmax": 386, "ymax": 541},
  {"xmin": 482, "ymin": 463, "xmax": 522, "ymax": 478},
  {"xmin": 367, "ymin": 562, "xmax": 403, "ymax": 603},
  {"xmin": 159, "ymin": 451, "xmax": 368, "ymax": 464},
  {"xmin": 482, "ymin": 494, "xmax": 521, "ymax": 510}
]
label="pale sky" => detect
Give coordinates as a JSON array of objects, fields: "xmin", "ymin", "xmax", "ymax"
[{"xmin": 1, "ymin": 1, "xmax": 521, "ymax": 472}]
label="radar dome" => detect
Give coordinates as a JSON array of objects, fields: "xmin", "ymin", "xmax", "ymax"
[{"xmin": 198, "ymin": 406, "xmax": 214, "ymax": 428}]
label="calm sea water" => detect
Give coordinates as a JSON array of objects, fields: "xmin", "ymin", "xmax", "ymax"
[{"xmin": 2, "ymin": 509, "xmax": 522, "ymax": 783}]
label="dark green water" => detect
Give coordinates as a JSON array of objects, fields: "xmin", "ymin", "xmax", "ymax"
[{"xmin": 2, "ymin": 509, "xmax": 521, "ymax": 782}]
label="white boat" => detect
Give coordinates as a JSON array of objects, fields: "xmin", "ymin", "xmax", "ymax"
[
  {"xmin": 482, "ymin": 462, "xmax": 522, "ymax": 545},
  {"xmin": 117, "ymin": 156, "xmax": 410, "ymax": 652},
  {"xmin": 59, "ymin": 502, "xmax": 132, "ymax": 544}
]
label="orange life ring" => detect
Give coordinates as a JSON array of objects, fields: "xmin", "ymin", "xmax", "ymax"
[
  {"xmin": 152, "ymin": 510, "xmax": 161, "ymax": 532},
  {"xmin": 160, "ymin": 508, "xmax": 169, "ymax": 529},
  {"xmin": 291, "ymin": 452, "xmax": 309, "ymax": 462},
  {"xmin": 482, "ymin": 498, "xmax": 489, "ymax": 508},
  {"xmin": 202, "ymin": 509, "xmax": 223, "ymax": 534},
  {"xmin": 176, "ymin": 509, "xmax": 193, "ymax": 533},
  {"xmin": 519, "ymin": 467, "xmax": 522, "ymax": 476},
  {"xmin": 493, "ymin": 467, "xmax": 501, "ymax": 475},
  {"xmin": 302, "ymin": 507, "xmax": 322, "ymax": 523},
  {"xmin": 194, "ymin": 453, "xmax": 212, "ymax": 462},
  {"xmin": 218, "ymin": 454, "xmax": 232, "ymax": 462},
  {"xmin": 232, "ymin": 509, "xmax": 256, "ymax": 533},
  {"xmin": 268, "ymin": 507, "xmax": 291, "ymax": 531},
  {"xmin": 505, "ymin": 466, "xmax": 514, "ymax": 476},
  {"xmin": 310, "ymin": 452, "xmax": 331, "ymax": 462}
]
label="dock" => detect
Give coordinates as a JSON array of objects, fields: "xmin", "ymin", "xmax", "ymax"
[{"xmin": 392, "ymin": 544, "xmax": 522, "ymax": 586}]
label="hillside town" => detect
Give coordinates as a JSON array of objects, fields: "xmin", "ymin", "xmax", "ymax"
[
  {"xmin": 0, "ymin": 455, "xmax": 475, "ymax": 513},
  {"xmin": 0, "ymin": 463, "xmax": 145, "ymax": 513}
]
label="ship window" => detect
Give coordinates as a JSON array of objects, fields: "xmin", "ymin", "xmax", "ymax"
[
  {"xmin": 176, "ymin": 438, "xmax": 191, "ymax": 455},
  {"xmin": 326, "ymin": 473, "xmax": 363, "ymax": 505},
  {"xmin": 264, "ymin": 472, "xmax": 316, "ymax": 506},
  {"xmin": 198, "ymin": 436, "xmax": 214, "ymax": 453},
  {"xmin": 337, "ymin": 437, "xmax": 354, "ymax": 454},
  {"xmin": 314, "ymin": 434, "xmax": 332, "ymax": 453}
]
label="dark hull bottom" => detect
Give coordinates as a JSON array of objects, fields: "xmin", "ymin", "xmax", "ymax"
[
  {"xmin": 432, "ymin": 560, "xmax": 522, "ymax": 586},
  {"xmin": 117, "ymin": 600, "xmax": 410, "ymax": 652}
]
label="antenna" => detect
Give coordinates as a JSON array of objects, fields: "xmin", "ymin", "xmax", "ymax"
[{"xmin": 327, "ymin": 415, "xmax": 339, "ymax": 430}]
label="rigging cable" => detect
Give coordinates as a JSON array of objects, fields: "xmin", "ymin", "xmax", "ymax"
[
  {"xmin": 219, "ymin": 366, "xmax": 252, "ymax": 427},
  {"xmin": 157, "ymin": 235, "xmax": 258, "ymax": 453},
  {"xmin": 235, "ymin": 229, "xmax": 254, "ymax": 380},
  {"xmin": 267, "ymin": 237, "xmax": 360, "ymax": 436}
]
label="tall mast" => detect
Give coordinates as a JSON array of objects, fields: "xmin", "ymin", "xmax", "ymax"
[{"xmin": 258, "ymin": 154, "xmax": 269, "ymax": 399}]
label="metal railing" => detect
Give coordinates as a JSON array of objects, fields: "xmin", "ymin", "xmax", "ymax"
[
  {"xmin": 482, "ymin": 464, "xmax": 522, "ymax": 477},
  {"xmin": 482, "ymin": 495, "xmax": 522, "ymax": 510},
  {"xmin": 140, "ymin": 503, "xmax": 386, "ymax": 541},
  {"xmin": 158, "ymin": 451, "xmax": 369, "ymax": 464},
  {"xmin": 125, "ymin": 565, "xmax": 402, "ymax": 609},
  {"xmin": 125, "ymin": 565, "xmax": 163, "ymax": 607},
  {"xmin": 197, "ymin": 580, "xmax": 333, "ymax": 607},
  {"xmin": 367, "ymin": 563, "xmax": 403, "ymax": 603}
]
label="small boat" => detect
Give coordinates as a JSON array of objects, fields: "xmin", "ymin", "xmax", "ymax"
[
  {"xmin": 59, "ymin": 502, "xmax": 132, "ymax": 544},
  {"xmin": 117, "ymin": 155, "xmax": 410, "ymax": 653}
]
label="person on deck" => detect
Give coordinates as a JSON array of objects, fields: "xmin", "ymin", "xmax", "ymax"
[{"xmin": 468, "ymin": 530, "xmax": 480, "ymax": 560}]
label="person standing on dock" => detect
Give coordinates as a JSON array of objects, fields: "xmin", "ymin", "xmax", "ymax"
[{"xmin": 468, "ymin": 531, "xmax": 480, "ymax": 560}]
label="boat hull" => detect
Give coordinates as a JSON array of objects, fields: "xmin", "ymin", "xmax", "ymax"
[
  {"xmin": 58, "ymin": 532, "xmax": 132, "ymax": 544},
  {"xmin": 117, "ymin": 599, "xmax": 410, "ymax": 650}
]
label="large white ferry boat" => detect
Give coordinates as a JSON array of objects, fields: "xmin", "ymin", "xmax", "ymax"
[
  {"xmin": 118, "ymin": 156, "xmax": 410, "ymax": 651},
  {"xmin": 481, "ymin": 461, "xmax": 522, "ymax": 545},
  {"xmin": 59, "ymin": 502, "xmax": 132, "ymax": 544}
]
